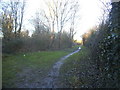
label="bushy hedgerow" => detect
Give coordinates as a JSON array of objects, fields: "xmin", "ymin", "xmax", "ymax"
[
  {"xmin": 2, "ymin": 38, "xmax": 23, "ymax": 53},
  {"xmin": 2, "ymin": 31, "xmax": 74, "ymax": 53},
  {"xmin": 82, "ymin": 21, "xmax": 120, "ymax": 87}
]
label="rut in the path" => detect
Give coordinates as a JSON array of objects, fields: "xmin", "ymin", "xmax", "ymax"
[{"xmin": 41, "ymin": 49, "xmax": 80, "ymax": 88}]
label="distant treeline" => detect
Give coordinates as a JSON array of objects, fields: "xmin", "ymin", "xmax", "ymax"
[
  {"xmin": 2, "ymin": 30, "xmax": 75, "ymax": 53},
  {"xmin": 0, "ymin": 0, "xmax": 79, "ymax": 54}
]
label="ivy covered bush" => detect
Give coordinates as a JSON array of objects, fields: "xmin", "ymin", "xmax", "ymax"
[{"xmin": 82, "ymin": 1, "xmax": 120, "ymax": 88}]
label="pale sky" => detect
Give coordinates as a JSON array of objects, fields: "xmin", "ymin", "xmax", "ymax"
[
  {"xmin": 0, "ymin": 0, "xmax": 110, "ymax": 40},
  {"xmin": 23, "ymin": 0, "xmax": 108, "ymax": 40}
]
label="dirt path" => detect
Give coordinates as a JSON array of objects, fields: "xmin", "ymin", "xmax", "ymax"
[
  {"xmin": 15, "ymin": 49, "xmax": 80, "ymax": 88},
  {"xmin": 41, "ymin": 49, "xmax": 80, "ymax": 88}
]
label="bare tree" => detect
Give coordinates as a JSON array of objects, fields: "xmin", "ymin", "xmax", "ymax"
[
  {"xmin": 69, "ymin": 1, "xmax": 79, "ymax": 47},
  {"xmin": 44, "ymin": 0, "xmax": 79, "ymax": 48},
  {"xmin": 98, "ymin": 0, "xmax": 111, "ymax": 24},
  {"xmin": 0, "ymin": 2, "xmax": 14, "ymax": 40},
  {"xmin": 10, "ymin": 0, "xmax": 25, "ymax": 37},
  {"xmin": 32, "ymin": 11, "xmax": 50, "ymax": 36}
]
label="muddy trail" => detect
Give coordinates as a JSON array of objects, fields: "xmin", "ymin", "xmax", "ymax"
[
  {"xmin": 15, "ymin": 49, "xmax": 80, "ymax": 88},
  {"xmin": 41, "ymin": 49, "xmax": 80, "ymax": 88}
]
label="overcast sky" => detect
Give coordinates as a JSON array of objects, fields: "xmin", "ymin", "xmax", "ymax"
[
  {"xmin": 0, "ymin": 0, "xmax": 111, "ymax": 40},
  {"xmin": 24, "ymin": 0, "xmax": 108, "ymax": 40}
]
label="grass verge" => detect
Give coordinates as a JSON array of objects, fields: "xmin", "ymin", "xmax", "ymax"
[
  {"xmin": 59, "ymin": 46, "xmax": 93, "ymax": 88},
  {"xmin": 2, "ymin": 51, "xmax": 69, "ymax": 87},
  {"xmin": 2, "ymin": 45, "xmax": 79, "ymax": 88}
]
